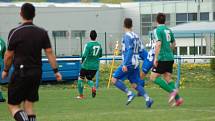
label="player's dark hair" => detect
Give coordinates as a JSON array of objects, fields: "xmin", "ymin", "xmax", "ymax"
[
  {"xmin": 90, "ymin": 30, "xmax": 97, "ymax": 41},
  {"xmin": 156, "ymin": 13, "xmax": 166, "ymax": 24},
  {"xmin": 21, "ymin": 3, "xmax": 35, "ymax": 20},
  {"xmin": 124, "ymin": 18, "xmax": 132, "ymax": 29}
]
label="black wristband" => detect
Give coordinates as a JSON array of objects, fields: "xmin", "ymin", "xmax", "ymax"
[
  {"xmin": 53, "ymin": 68, "xmax": 59, "ymax": 73},
  {"xmin": 3, "ymin": 69, "xmax": 9, "ymax": 73}
]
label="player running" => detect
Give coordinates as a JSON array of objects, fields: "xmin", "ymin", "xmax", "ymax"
[
  {"xmin": 76, "ymin": 30, "xmax": 102, "ymax": 99},
  {"xmin": 139, "ymin": 39, "xmax": 183, "ymax": 107},
  {"xmin": 111, "ymin": 18, "xmax": 153, "ymax": 108},
  {"xmin": 138, "ymin": 40, "xmax": 155, "ymax": 87},
  {"xmin": 150, "ymin": 13, "xmax": 183, "ymax": 107}
]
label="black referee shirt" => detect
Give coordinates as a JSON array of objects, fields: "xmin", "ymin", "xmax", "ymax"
[{"xmin": 8, "ymin": 22, "xmax": 51, "ymax": 68}]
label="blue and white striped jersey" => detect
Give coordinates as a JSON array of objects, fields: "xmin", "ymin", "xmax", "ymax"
[
  {"xmin": 147, "ymin": 43, "xmax": 156, "ymax": 62},
  {"xmin": 139, "ymin": 41, "xmax": 156, "ymax": 62},
  {"xmin": 121, "ymin": 32, "xmax": 141, "ymax": 68}
]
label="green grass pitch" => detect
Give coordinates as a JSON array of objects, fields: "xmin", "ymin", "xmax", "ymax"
[{"xmin": 0, "ymin": 86, "xmax": 215, "ymax": 121}]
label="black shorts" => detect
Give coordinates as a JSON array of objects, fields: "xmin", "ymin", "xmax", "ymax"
[
  {"xmin": 8, "ymin": 68, "xmax": 42, "ymax": 105},
  {"xmin": 79, "ymin": 68, "xmax": 97, "ymax": 80},
  {"xmin": 152, "ymin": 61, "xmax": 174, "ymax": 74}
]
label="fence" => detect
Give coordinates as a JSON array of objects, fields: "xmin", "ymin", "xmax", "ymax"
[
  {"xmin": 49, "ymin": 32, "xmax": 122, "ymax": 57},
  {"xmin": 0, "ymin": 31, "xmax": 214, "ymax": 59},
  {"xmin": 149, "ymin": 32, "xmax": 215, "ymax": 62}
]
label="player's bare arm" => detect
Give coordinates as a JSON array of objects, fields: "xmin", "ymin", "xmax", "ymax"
[
  {"xmin": 154, "ymin": 41, "xmax": 161, "ymax": 67},
  {"xmin": 122, "ymin": 65, "xmax": 128, "ymax": 72},
  {"xmin": 45, "ymin": 48, "xmax": 62, "ymax": 81},
  {"xmin": 170, "ymin": 41, "xmax": 176, "ymax": 51},
  {"xmin": 2, "ymin": 50, "xmax": 14, "ymax": 79}
]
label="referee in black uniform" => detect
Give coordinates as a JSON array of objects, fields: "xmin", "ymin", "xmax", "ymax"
[{"xmin": 2, "ymin": 3, "xmax": 62, "ymax": 121}]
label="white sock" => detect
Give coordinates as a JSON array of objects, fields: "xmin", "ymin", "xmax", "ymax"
[
  {"xmin": 144, "ymin": 94, "xmax": 150, "ymax": 101},
  {"xmin": 127, "ymin": 91, "xmax": 132, "ymax": 96}
]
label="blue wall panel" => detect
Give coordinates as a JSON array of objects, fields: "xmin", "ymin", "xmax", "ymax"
[{"xmin": 0, "ymin": 58, "xmax": 81, "ymax": 84}]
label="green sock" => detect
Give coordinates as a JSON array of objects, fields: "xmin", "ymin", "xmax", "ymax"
[
  {"xmin": 168, "ymin": 81, "xmax": 180, "ymax": 100},
  {"xmin": 0, "ymin": 91, "xmax": 3, "ymax": 99},
  {"xmin": 154, "ymin": 77, "xmax": 173, "ymax": 93},
  {"xmin": 87, "ymin": 80, "xmax": 94, "ymax": 88},
  {"xmin": 77, "ymin": 80, "xmax": 84, "ymax": 95}
]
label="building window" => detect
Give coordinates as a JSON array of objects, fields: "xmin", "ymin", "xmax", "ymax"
[
  {"xmin": 141, "ymin": 14, "xmax": 152, "ymax": 22},
  {"xmin": 190, "ymin": 46, "xmax": 198, "ymax": 55},
  {"xmin": 200, "ymin": 12, "xmax": 209, "ymax": 21},
  {"xmin": 199, "ymin": 46, "xmax": 206, "ymax": 55},
  {"xmin": 213, "ymin": 12, "xmax": 215, "ymax": 20},
  {"xmin": 176, "ymin": 13, "xmax": 187, "ymax": 25},
  {"xmin": 141, "ymin": 14, "xmax": 152, "ymax": 35},
  {"xmin": 71, "ymin": 30, "xmax": 85, "ymax": 38},
  {"xmin": 142, "ymin": 22, "xmax": 152, "ymax": 26},
  {"xmin": 52, "ymin": 31, "xmax": 68, "ymax": 37},
  {"xmin": 141, "ymin": 13, "xmax": 170, "ymax": 35},
  {"xmin": 180, "ymin": 47, "xmax": 187, "ymax": 55},
  {"xmin": 188, "ymin": 13, "xmax": 197, "ymax": 21},
  {"xmin": 152, "ymin": 14, "xmax": 157, "ymax": 22},
  {"xmin": 176, "ymin": 13, "xmax": 187, "ymax": 21}
]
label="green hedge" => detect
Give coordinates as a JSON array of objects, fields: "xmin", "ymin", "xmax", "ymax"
[
  {"xmin": 97, "ymin": 63, "xmax": 215, "ymax": 88},
  {"xmin": 211, "ymin": 40, "xmax": 215, "ymax": 70}
]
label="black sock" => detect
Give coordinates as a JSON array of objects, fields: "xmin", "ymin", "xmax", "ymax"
[
  {"xmin": 14, "ymin": 110, "xmax": 29, "ymax": 121},
  {"xmin": 28, "ymin": 115, "xmax": 36, "ymax": 121}
]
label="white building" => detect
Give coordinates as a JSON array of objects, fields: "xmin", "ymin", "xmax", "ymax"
[
  {"xmin": 0, "ymin": 0, "xmax": 214, "ymax": 57},
  {"xmin": 124, "ymin": 0, "xmax": 215, "ymax": 57},
  {"xmin": 0, "ymin": 2, "xmax": 123, "ymax": 56},
  {"xmin": 171, "ymin": 22, "xmax": 215, "ymax": 56}
]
